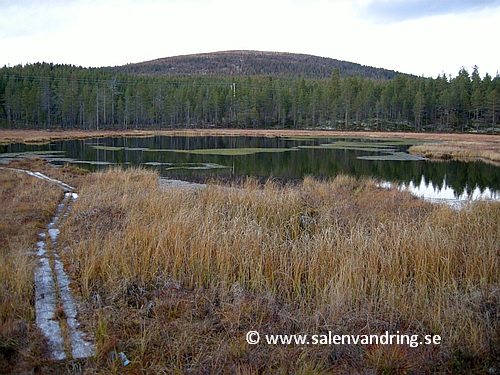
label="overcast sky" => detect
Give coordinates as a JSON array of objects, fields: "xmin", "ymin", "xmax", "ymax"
[{"xmin": 1, "ymin": 0, "xmax": 499, "ymax": 77}]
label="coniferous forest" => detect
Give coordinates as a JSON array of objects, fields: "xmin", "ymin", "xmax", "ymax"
[{"xmin": 1, "ymin": 56, "xmax": 499, "ymax": 132}]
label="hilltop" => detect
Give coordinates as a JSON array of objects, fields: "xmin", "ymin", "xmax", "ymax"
[{"xmin": 111, "ymin": 50, "xmax": 407, "ymax": 79}]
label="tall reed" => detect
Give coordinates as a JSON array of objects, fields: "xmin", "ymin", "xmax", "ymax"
[{"xmin": 60, "ymin": 167, "xmax": 499, "ymax": 373}]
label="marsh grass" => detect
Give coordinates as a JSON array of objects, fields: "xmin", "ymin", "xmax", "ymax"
[
  {"xmin": 409, "ymin": 141, "xmax": 500, "ymax": 164},
  {"xmin": 57, "ymin": 167, "xmax": 500, "ymax": 373},
  {"xmin": 0, "ymin": 164, "xmax": 61, "ymax": 372},
  {"xmin": 0, "ymin": 158, "xmax": 90, "ymax": 373}
]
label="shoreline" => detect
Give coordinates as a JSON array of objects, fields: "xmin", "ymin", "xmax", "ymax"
[{"xmin": 1, "ymin": 128, "xmax": 499, "ymax": 165}]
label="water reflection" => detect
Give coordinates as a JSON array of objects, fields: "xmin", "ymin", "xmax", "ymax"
[
  {"xmin": 382, "ymin": 176, "xmax": 499, "ymax": 207},
  {"xmin": 1, "ymin": 135, "xmax": 499, "ymax": 205}
]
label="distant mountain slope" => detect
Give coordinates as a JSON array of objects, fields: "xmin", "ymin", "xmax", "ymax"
[{"xmin": 112, "ymin": 50, "xmax": 407, "ymax": 79}]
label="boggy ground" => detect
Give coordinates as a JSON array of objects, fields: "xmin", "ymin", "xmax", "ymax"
[
  {"xmin": 1, "ymin": 159, "xmax": 499, "ymax": 373},
  {"xmin": 0, "ymin": 159, "xmax": 88, "ymax": 373},
  {"xmin": 1, "ymin": 128, "xmax": 500, "ymax": 165},
  {"xmin": 57, "ymin": 167, "xmax": 497, "ymax": 373}
]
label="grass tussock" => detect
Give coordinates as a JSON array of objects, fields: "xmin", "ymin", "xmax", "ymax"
[{"xmin": 58, "ymin": 167, "xmax": 500, "ymax": 373}]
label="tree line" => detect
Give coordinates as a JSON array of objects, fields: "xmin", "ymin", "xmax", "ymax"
[{"xmin": 1, "ymin": 62, "xmax": 499, "ymax": 132}]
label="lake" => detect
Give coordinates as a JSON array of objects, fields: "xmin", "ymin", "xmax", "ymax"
[{"xmin": 1, "ymin": 135, "xmax": 499, "ymax": 205}]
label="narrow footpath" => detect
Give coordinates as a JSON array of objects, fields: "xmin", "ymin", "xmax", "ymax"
[{"xmin": 1, "ymin": 167, "xmax": 95, "ymax": 360}]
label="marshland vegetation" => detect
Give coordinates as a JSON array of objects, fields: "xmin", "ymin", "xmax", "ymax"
[
  {"xmin": 57, "ymin": 166, "xmax": 498, "ymax": 373},
  {"xmin": 1, "ymin": 158, "xmax": 499, "ymax": 373},
  {"xmin": 0, "ymin": 159, "xmax": 87, "ymax": 373},
  {"xmin": 2, "ymin": 129, "xmax": 499, "ymax": 166}
]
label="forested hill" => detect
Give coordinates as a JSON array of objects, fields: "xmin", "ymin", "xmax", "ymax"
[
  {"xmin": 112, "ymin": 50, "xmax": 404, "ymax": 80},
  {"xmin": 1, "ymin": 60, "xmax": 499, "ymax": 133}
]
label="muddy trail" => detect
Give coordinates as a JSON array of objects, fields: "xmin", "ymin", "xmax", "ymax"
[{"xmin": 1, "ymin": 167, "xmax": 95, "ymax": 361}]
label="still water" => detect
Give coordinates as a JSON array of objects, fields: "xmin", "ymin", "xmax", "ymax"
[{"xmin": 1, "ymin": 135, "xmax": 499, "ymax": 205}]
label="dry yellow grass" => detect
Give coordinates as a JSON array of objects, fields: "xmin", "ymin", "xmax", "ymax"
[
  {"xmin": 0, "ymin": 159, "xmax": 89, "ymax": 373},
  {"xmin": 56, "ymin": 167, "xmax": 499, "ymax": 373},
  {"xmin": 0, "ymin": 129, "xmax": 155, "ymax": 145},
  {"xmin": 0, "ymin": 165, "xmax": 62, "ymax": 373},
  {"xmin": 409, "ymin": 141, "xmax": 500, "ymax": 164}
]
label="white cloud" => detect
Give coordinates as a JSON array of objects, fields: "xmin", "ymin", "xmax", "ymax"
[
  {"xmin": 0, "ymin": 0, "xmax": 499, "ymax": 77},
  {"xmin": 361, "ymin": 0, "xmax": 500, "ymax": 22}
]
